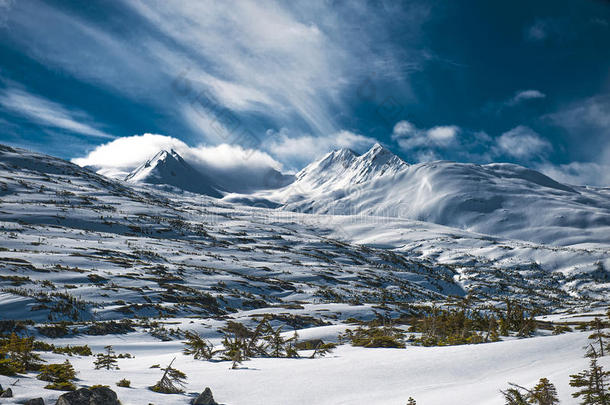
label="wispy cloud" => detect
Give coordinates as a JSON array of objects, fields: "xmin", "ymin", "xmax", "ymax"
[
  {"xmin": 537, "ymin": 161, "xmax": 610, "ymax": 187},
  {"xmin": 0, "ymin": 0, "xmax": 428, "ymax": 149},
  {"xmin": 505, "ymin": 89, "xmax": 546, "ymax": 107},
  {"xmin": 494, "ymin": 126, "xmax": 552, "ymax": 160},
  {"xmin": 546, "ymin": 94, "xmax": 610, "ymax": 138},
  {"xmin": 526, "ymin": 20, "xmax": 550, "ymax": 42},
  {"xmin": 392, "ymin": 120, "xmax": 460, "ymax": 157},
  {"xmin": 72, "ymin": 133, "xmax": 284, "ymax": 192},
  {"xmin": 0, "ymin": 87, "xmax": 114, "ymax": 139},
  {"xmin": 267, "ymin": 129, "xmax": 377, "ymax": 168}
]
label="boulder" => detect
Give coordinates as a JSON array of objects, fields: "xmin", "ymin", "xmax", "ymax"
[
  {"xmin": 24, "ymin": 399, "xmax": 45, "ymax": 405},
  {"xmin": 55, "ymin": 387, "xmax": 119, "ymax": 405},
  {"xmin": 0, "ymin": 387, "xmax": 13, "ymax": 397},
  {"xmin": 193, "ymin": 387, "xmax": 218, "ymax": 405}
]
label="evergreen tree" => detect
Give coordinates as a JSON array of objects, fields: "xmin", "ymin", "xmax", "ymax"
[
  {"xmin": 94, "ymin": 345, "xmax": 119, "ymax": 370},
  {"xmin": 150, "ymin": 358, "xmax": 187, "ymax": 394},
  {"xmin": 406, "ymin": 397, "xmax": 417, "ymax": 405},
  {"xmin": 219, "ymin": 318, "xmax": 271, "ymax": 368},
  {"xmin": 309, "ymin": 341, "xmax": 336, "ymax": 359},
  {"xmin": 570, "ymin": 357, "xmax": 610, "ymax": 405},
  {"xmin": 37, "ymin": 360, "xmax": 76, "ymax": 391},
  {"xmin": 285, "ymin": 330, "xmax": 300, "ymax": 359},
  {"xmin": 263, "ymin": 324, "xmax": 298, "ymax": 358},
  {"xmin": 529, "ymin": 378, "xmax": 559, "ymax": 405},
  {"xmin": 221, "ymin": 334, "xmax": 248, "ymax": 369},
  {"xmin": 501, "ymin": 386, "xmax": 529, "ymax": 405},
  {"xmin": 1, "ymin": 333, "xmax": 44, "ymax": 372},
  {"xmin": 183, "ymin": 331, "xmax": 216, "ymax": 360},
  {"xmin": 587, "ymin": 318, "xmax": 610, "ymax": 358}
]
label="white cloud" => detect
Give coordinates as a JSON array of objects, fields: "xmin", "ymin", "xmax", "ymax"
[
  {"xmin": 494, "ymin": 126, "xmax": 552, "ymax": 159},
  {"xmin": 526, "ymin": 20, "xmax": 548, "ymax": 41},
  {"xmin": 1, "ymin": 0, "xmax": 427, "ymax": 143},
  {"xmin": 392, "ymin": 120, "xmax": 459, "ymax": 152},
  {"xmin": 267, "ymin": 129, "xmax": 377, "ymax": 167},
  {"xmin": 547, "ymin": 95, "xmax": 610, "ymax": 134},
  {"xmin": 72, "ymin": 133, "xmax": 285, "ymax": 192},
  {"xmin": 0, "ymin": 87, "xmax": 114, "ymax": 139},
  {"xmin": 506, "ymin": 89, "xmax": 546, "ymax": 106},
  {"xmin": 537, "ymin": 161, "xmax": 610, "ymax": 187},
  {"xmin": 72, "ymin": 134, "xmax": 186, "ymax": 170},
  {"xmin": 426, "ymin": 126, "xmax": 460, "ymax": 146}
]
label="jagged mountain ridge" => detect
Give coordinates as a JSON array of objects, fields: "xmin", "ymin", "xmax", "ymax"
[
  {"xmin": 293, "ymin": 143, "xmax": 408, "ymax": 192},
  {"xmin": 1, "ymin": 142, "xmax": 609, "ymax": 316},
  {"xmin": 100, "ymin": 142, "xmax": 610, "ymax": 247},
  {"xmin": 125, "ymin": 149, "xmax": 223, "ymax": 197},
  {"xmin": 265, "ymin": 144, "xmax": 610, "ymax": 246}
]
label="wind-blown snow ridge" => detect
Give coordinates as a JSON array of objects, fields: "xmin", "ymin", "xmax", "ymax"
[
  {"xmin": 0, "ymin": 142, "xmax": 609, "ymax": 316},
  {"xmin": 1, "ymin": 144, "xmax": 610, "ymax": 405},
  {"xmin": 265, "ymin": 144, "xmax": 610, "ymax": 247}
]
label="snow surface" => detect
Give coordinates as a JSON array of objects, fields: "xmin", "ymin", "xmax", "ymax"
[
  {"xmin": 250, "ymin": 144, "xmax": 610, "ymax": 247},
  {"xmin": 1, "ymin": 143, "xmax": 610, "ymax": 404},
  {"xmin": 0, "ymin": 327, "xmax": 604, "ymax": 405}
]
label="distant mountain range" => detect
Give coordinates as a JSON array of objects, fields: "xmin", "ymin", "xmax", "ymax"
[{"xmin": 107, "ymin": 144, "xmax": 610, "ymax": 246}]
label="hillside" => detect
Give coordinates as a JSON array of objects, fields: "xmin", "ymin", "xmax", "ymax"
[
  {"xmin": 258, "ymin": 144, "xmax": 610, "ymax": 247},
  {"xmin": 1, "ymin": 144, "xmax": 609, "ymax": 404}
]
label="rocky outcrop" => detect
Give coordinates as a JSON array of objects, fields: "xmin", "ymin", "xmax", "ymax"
[
  {"xmin": 193, "ymin": 387, "xmax": 219, "ymax": 405},
  {"xmin": 55, "ymin": 387, "xmax": 120, "ymax": 405},
  {"xmin": 0, "ymin": 387, "xmax": 13, "ymax": 397},
  {"xmin": 24, "ymin": 398, "xmax": 45, "ymax": 405}
]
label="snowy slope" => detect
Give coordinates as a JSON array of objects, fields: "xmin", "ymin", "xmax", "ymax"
[
  {"xmin": 2, "ymin": 144, "xmax": 610, "ymax": 405},
  {"xmin": 0, "ymin": 143, "xmax": 608, "ymax": 320},
  {"xmin": 0, "ymin": 327, "xmax": 603, "ymax": 405},
  {"xmin": 260, "ymin": 144, "xmax": 610, "ymax": 247},
  {"xmin": 125, "ymin": 149, "xmax": 223, "ymax": 197}
]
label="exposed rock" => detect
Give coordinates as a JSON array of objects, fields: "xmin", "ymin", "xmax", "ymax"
[
  {"xmin": 193, "ymin": 387, "xmax": 218, "ymax": 405},
  {"xmin": 24, "ymin": 398, "xmax": 45, "ymax": 405},
  {"xmin": 0, "ymin": 387, "xmax": 13, "ymax": 397},
  {"xmin": 55, "ymin": 387, "xmax": 119, "ymax": 405}
]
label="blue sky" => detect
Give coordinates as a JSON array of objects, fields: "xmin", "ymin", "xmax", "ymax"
[{"xmin": 0, "ymin": 0, "xmax": 609, "ymax": 185}]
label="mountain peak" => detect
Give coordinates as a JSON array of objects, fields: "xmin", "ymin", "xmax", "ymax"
[
  {"xmin": 357, "ymin": 143, "xmax": 408, "ymax": 172},
  {"xmin": 125, "ymin": 149, "xmax": 223, "ymax": 197},
  {"xmin": 292, "ymin": 143, "xmax": 408, "ymax": 192}
]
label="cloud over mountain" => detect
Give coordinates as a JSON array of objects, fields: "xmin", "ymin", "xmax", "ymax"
[{"xmin": 73, "ymin": 133, "xmax": 286, "ymax": 193}]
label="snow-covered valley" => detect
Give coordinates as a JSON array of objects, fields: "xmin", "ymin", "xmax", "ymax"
[{"xmin": 1, "ymin": 143, "xmax": 609, "ymax": 404}]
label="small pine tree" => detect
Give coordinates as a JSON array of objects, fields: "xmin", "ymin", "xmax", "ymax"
[
  {"xmin": 263, "ymin": 324, "xmax": 298, "ymax": 358},
  {"xmin": 285, "ymin": 330, "xmax": 300, "ymax": 359},
  {"xmin": 94, "ymin": 345, "xmax": 119, "ymax": 370},
  {"xmin": 183, "ymin": 331, "xmax": 215, "ymax": 360},
  {"xmin": 37, "ymin": 360, "xmax": 77, "ymax": 391},
  {"xmin": 529, "ymin": 378, "xmax": 559, "ymax": 405},
  {"xmin": 309, "ymin": 341, "xmax": 336, "ymax": 359},
  {"xmin": 1, "ymin": 333, "xmax": 44, "ymax": 372},
  {"xmin": 221, "ymin": 335, "xmax": 247, "ymax": 369},
  {"xmin": 406, "ymin": 397, "xmax": 417, "ymax": 405},
  {"xmin": 570, "ymin": 357, "xmax": 610, "ymax": 405},
  {"xmin": 265, "ymin": 325, "xmax": 286, "ymax": 358},
  {"xmin": 150, "ymin": 358, "xmax": 187, "ymax": 394},
  {"xmin": 501, "ymin": 386, "xmax": 529, "ymax": 405},
  {"xmin": 587, "ymin": 318, "xmax": 610, "ymax": 358}
]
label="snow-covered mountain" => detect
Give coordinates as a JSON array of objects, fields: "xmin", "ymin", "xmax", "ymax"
[
  {"xmin": 125, "ymin": 149, "xmax": 223, "ymax": 197},
  {"xmin": 293, "ymin": 143, "xmax": 408, "ymax": 192},
  {"xmin": 1, "ymin": 143, "xmax": 610, "ymax": 404},
  {"xmin": 259, "ymin": 144, "xmax": 610, "ymax": 247}
]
